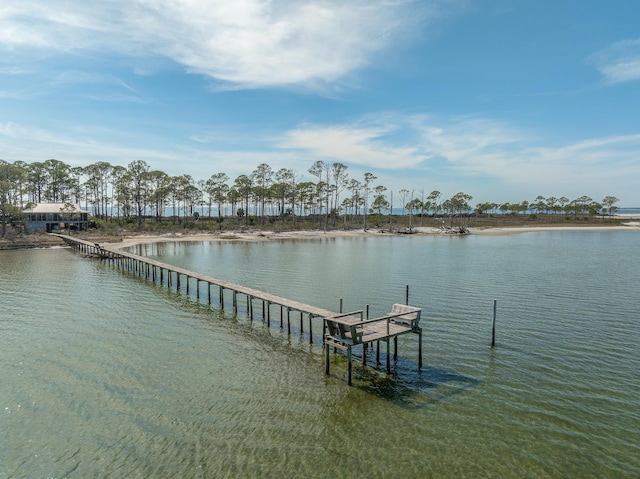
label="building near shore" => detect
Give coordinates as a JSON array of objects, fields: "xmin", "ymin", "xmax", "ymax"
[{"xmin": 23, "ymin": 203, "xmax": 89, "ymax": 233}]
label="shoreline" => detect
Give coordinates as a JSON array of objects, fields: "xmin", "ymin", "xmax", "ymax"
[
  {"xmin": 470, "ymin": 223, "xmax": 640, "ymax": 236},
  {"xmin": 2, "ymin": 223, "xmax": 639, "ymax": 251},
  {"xmin": 106, "ymin": 222, "xmax": 640, "ymax": 249}
]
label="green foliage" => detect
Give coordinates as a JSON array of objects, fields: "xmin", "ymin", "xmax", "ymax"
[{"xmin": 368, "ymin": 213, "xmax": 384, "ymax": 227}]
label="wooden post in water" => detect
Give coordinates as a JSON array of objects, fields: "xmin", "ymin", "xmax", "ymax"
[
  {"xmin": 325, "ymin": 341, "xmax": 330, "ymax": 375},
  {"xmin": 491, "ymin": 299, "xmax": 497, "ymax": 348},
  {"xmin": 386, "ymin": 337, "xmax": 391, "ymax": 373},
  {"xmin": 406, "ymin": 284, "xmax": 409, "ymax": 305},
  {"xmin": 347, "ymin": 345, "xmax": 353, "ymax": 386},
  {"xmin": 418, "ymin": 328, "xmax": 423, "ymax": 368},
  {"xmin": 267, "ymin": 302, "xmax": 271, "ymax": 326},
  {"xmin": 233, "ymin": 290, "xmax": 237, "ymax": 314},
  {"xmin": 339, "ymin": 298, "xmax": 343, "ymax": 314},
  {"xmin": 363, "ymin": 304, "xmax": 370, "ymax": 365}
]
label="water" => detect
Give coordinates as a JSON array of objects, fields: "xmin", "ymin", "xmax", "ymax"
[
  {"xmin": 617, "ymin": 207, "xmax": 640, "ymax": 215},
  {"xmin": 1, "ymin": 231, "xmax": 639, "ymax": 478}
]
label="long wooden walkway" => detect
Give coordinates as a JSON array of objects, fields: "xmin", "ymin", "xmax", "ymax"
[{"xmin": 53, "ymin": 234, "xmax": 423, "ymax": 385}]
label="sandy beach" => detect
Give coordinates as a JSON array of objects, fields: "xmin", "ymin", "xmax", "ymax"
[
  {"xmin": 470, "ymin": 223, "xmax": 640, "ymax": 236},
  {"xmin": 3, "ymin": 223, "xmax": 638, "ymax": 251},
  {"xmin": 101, "ymin": 223, "xmax": 640, "ymax": 250},
  {"xmin": 107, "ymin": 228, "xmax": 397, "ymax": 250}
]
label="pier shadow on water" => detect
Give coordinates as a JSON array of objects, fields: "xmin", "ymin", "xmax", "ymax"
[{"xmin": 346, "ymin": 353, "xmax": 480, "ymax": 409}]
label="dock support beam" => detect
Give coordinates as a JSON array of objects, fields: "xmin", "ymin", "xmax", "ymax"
[
  {"xmin": 325, "ymin": 343, "xmax": 330, "ymax": 375},
  {"xmin": 233, "ymin": 290, "xmax": 238, "ymax": 314},
  {"xmin": 386, "ymin": 338, "xmax": 391, "ymax": 373}
]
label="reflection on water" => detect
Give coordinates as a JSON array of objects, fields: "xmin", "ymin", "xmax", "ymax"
[{"xmin": 1, "ymin": 231, "xmax": 639, "ymax": 478}]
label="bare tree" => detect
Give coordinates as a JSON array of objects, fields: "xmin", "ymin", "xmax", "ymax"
[{"xmin": 362, "ymin": 172, "xmax": 377, "ymax": 231}]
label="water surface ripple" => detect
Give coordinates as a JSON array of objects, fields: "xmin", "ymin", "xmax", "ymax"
[{"xmin": 1, "ymin": 231, "xmax": 639, "ymax": 477}]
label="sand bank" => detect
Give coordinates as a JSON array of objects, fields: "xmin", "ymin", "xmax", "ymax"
[
  {"xmin": 104, "ymin": 224, "xmax": 640, "ymax": 249},
  {"xmin": 470, "ymin": 224, "xmax": 640, "ymax": 236}
]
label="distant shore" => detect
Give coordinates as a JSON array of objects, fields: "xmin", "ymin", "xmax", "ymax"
[
  {"xmin": 2, "ymin": 222, "xmax": 639, "ymax": 251},
  {"xmin": 75, "ymin": 222, "xmax": 640, "ymax": 250},
  {"xmin": 470, "ymin": 222, "xmax": 640, "ymax": 236}
]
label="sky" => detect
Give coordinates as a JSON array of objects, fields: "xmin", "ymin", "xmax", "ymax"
[{"xmin": 1, "ymin": 0, "xmax": 640, "ymax": 206}]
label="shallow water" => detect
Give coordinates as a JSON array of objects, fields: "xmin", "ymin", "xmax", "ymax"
[{"xmin": 1, "ymin": 231, "xmax": 639, "ymax": 478}]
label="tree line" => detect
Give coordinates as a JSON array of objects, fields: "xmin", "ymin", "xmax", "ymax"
[{"xmin": 0, "ymin": 158, "xmax": 620, "ymax": 237}]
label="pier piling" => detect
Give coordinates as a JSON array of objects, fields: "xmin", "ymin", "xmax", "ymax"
[{"xmin": 491, "ymin": 299, "xmax": 497, "ymax": 348}]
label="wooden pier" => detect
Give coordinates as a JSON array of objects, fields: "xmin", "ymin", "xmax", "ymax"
[
  {"xmin": 53, "ymin": 234, "xmax": 423, "ymax": 385},
  {"xmin": 324, "ymin": 304, "xmax": 422, "ymax": 385}
]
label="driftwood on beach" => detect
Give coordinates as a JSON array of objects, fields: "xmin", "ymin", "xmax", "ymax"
[{"xmin": 439, "ymin": 225, "xmax": 469, "ymax": 235}]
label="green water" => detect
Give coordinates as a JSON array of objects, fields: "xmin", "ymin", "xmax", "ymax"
[{"xmin": 1, "ymin": 231, "xmax": 639, "ymax": 478}]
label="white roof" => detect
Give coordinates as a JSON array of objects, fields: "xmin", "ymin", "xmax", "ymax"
[{"xmin": 23, "ymin": 203, "xmax": 88, "ymax": 214}]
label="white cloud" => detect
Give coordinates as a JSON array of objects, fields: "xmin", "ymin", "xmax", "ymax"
[
  {"xmin": 588, "ymin": 39, "xmax": 640, "ymax": 84},
  {"xmin": 280, "ymin": 122, "xmax": 426, "ymax": 168},
  {"xmin": 0, "ymin": 0, "xmax": 436, "ymax": 89},
  {"xmin": 277, "ymin": 115, "xmax": 527, "ymax": 173}
]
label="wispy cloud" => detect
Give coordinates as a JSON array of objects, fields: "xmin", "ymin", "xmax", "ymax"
[
  {"xmin": 280, "ymin": 121, "xmax": 427, "ymax": 168},
  {"xmin": 278, "ymin": 115, "xmax": 526, "ymax": 172},
  {"xmin": 0, "ymin": 120, "xmax": 183, "ymax": 167},
  {"xmin": 49, "ymin": 70, "xmax": 145, "ymax": 102},
  {"xmin": 0, "ymin": 0, "xmax": 439, "ymax": 90},
  {"xmin": 588, "ymin": 39, "xmax": 640, "ymax": 84},
  {"xmin": 52, "ymin": 70, "xmax": 134, "ymax": 91}
]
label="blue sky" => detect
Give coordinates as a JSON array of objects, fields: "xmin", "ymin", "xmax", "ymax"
[{"xmin": 1, "ymin": 0, "xmax": 639, "ymax": 206}]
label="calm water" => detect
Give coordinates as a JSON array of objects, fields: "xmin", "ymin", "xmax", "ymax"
[{"xmin": 1, "ymin": 231, "xmax": 639, "ymax": 478}]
